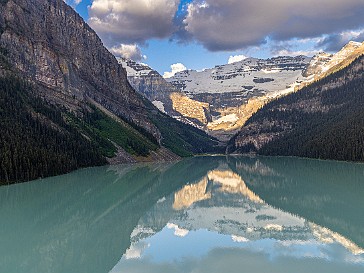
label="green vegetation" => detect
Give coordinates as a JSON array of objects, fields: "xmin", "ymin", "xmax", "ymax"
[
  {"xmin": 0, "ymin": 76, "xmax": 106, "ymax": 184},
  {"xmin": 68, "ymin": 106, "xmax": 159, "ymax": 157},
  {"xmin": 237, "ymin": 55, "xmax": 364, "ymax": 162}
]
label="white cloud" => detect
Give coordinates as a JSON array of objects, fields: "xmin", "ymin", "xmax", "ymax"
[
  {"xmin": 231, "ymin": 235, "xmax": 249, "ymax": 243},
  {"xmin": 228, "ymin": 54, "xmax": 248, "ymax": 64},
  {"xmin": 88, "ymin": 0, "xmax": 180, "ymax": 46},
  {"xmin": 163, "ymin": 63, "xmax": 187, "ymax": 78},
  {"xmin": 166, "ymin": 223, "xmax": 189, "ymax": 237},
  {"xmin": 123, "ymin": 241, "xmax": 150, "ymax": 260},
  {"xmin": 109, "ymin": 44, "xmax": 146, "ymax": 61},
  {"xmin": 183, "ymin": 0, "xmax": 364, "ymax": 51}
]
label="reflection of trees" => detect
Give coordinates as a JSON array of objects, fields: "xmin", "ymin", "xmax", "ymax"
[
  {"xmin": 229, "ymin": 156, "xmax": 364, "ymax": 250},
  {"xmin": 0, "ymin": 157, "xmax": 220, "ymax": 273},
  {"xmin": 0, "ymin": 155, "xmax": 363, "ymax": 273}
]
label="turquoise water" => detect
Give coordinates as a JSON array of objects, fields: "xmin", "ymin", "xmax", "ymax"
[{"xmin": 0, "ymin": 156, "xmax": 363, "ymax": 273}]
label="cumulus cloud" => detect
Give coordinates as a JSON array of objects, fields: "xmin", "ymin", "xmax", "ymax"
[
  {"xmin": 163, "ymin": 63, "xmax": 187, "ymax": 78},
  {"xmin": 88, "ymin": 0, "xmax": 180, "ymax": 46},
  {"xmin": 228, "ymin": 55, "xmax": 248, "ymax": 64},
  {"xmin": 109, "ymin": 44, "xmax": 146, "ymax": 61},
  {"xmin": 317, "ymin": 29, "xmax": 364, "ymax": 52},
  {"xmin": 183, "ymin": 0, "xmax": 364, "ymax": 51}
]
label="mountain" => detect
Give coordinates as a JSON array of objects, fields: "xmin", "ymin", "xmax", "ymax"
[
  {"xmin": 162, "ymin": 56, "xmax": 311, "ymax": 140},
  {"xmin": 0, "ymin": 0, "xmax": 220, "ymax": 184},
  {"xmin": 119, "ymin": 58, "xmax": 214, "ymax": 130},
  {"xmin": 229, "ymin": 49, "xmax": 364, "ymax": 162}
]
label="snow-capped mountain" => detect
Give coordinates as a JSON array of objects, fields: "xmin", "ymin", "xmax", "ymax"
[
  {"xmin": 303, "ymin": 41, "xmax": 364, "ymax": 82},
  {"xmin": 167, "ymin": 56, "xmax": 311, "ymax": 95},
  {"xmin": 119, "ymin": 58, "xmax": 212, "ymax": 129},
  {"xmin": 164, "ymin": 56, "xmax": 311, "ymax": 140},
  {"xmin": 120, "ymin": 41, "xmax": 364, "ymax": 141}
]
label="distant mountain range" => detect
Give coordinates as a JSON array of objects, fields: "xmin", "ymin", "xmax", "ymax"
[
  {"xmin": 229, "ymin": 45, "xmax": 364, "ymax": 162},
  {"xmin": 122, "ymin": 41, "xmax": 364, "ymax": 141}
]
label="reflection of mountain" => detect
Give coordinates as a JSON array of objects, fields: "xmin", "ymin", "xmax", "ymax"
[
  {"xmin": 129, "ymin": 158, "xmax": 364, "ymax": 258},
  {"xmin": 229, "ymin": 156, "xmax": 364, "ymax": 250},
  {"xmin": 1, "ymin": 156, "xmax": 363, "ymax": 273},
  {"xmin": 0, "ymin": 157, "xmax": 220, "ymax": 273},
  {"xmin": 173, "ymin": 177, "xmax": 211, "ymax": 210}
]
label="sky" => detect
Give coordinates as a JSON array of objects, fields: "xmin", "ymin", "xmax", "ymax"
[{"xmin": 66, "ymin": 0, "xmax": 364, "ymax": 76}]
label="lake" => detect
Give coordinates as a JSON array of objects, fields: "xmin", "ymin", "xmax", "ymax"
[{"xmin": 0, "ymin": 156, "xmax": 363, "ymax": 273}]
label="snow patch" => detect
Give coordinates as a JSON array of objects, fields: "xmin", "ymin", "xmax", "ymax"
[{"xmin": 152, "ymin": 101, "xmax": 166, "ymax": 113}]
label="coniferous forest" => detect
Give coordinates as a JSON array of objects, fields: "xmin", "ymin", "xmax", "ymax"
[
  {"xmin": 0, "ymin": 76, "xmax": 107, "ymax": 184},
  {"xmin": 235, "ymin": 55, "xmax": 364, "ymax": 162}
]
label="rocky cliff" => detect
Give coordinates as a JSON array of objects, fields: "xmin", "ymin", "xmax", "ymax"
[
  {"xmin": 119, "ymin": 58, "xmax": 212, "ymax": 129},
  {"xmin": 0, "ymin": 0, "xmax": 160, "ymax": 139}
]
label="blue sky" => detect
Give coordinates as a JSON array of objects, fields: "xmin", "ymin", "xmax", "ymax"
[{"xmin": 69, "ymin": 0, "xmax": 364, "ymax": 75}]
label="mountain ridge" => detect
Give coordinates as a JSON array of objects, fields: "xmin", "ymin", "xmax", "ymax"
[{"xmin": 229, "ymin": 52, "xmax": 364, "ymax": 162}]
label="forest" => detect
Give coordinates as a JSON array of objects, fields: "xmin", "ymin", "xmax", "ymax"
[
  {"xmin": 0, "ymin": 76, "xmax": 106, "ymax": 184},
  {"xmin": 239, "ymin": 55, "xmax": 364, "ymax": 162}
]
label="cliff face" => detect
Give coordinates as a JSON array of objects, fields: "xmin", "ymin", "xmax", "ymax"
[
  {"xmin": 119, "ymin": 58, "xmax": 212, "ymax": 129},
  {"xmin": 0, "ymin": 0, "xmax": 160, "ymax": 140}
]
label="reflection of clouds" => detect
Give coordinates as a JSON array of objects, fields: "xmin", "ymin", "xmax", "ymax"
[
  {"xmin": 231, "ymin": 235, "xmax": 249, "ymax": 243},
  {"xmin": 115, "ymin": 247, "xmax": 364, "ymax": 273},
  {"xmin": 157, "ymin": 197, "xmax": 166, "ymax": 204},
  {"xmin": 123, "ymin": 241, "xmax": 150, "ymax": 260},
  {"xmin": 167, "ymin": 223, "xmax": 189, "ymax": 237}
]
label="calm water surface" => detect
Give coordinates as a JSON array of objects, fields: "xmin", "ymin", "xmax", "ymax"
[{"xmin": 0, "ymin": 156, "xmax": 364, "ymax": 273}]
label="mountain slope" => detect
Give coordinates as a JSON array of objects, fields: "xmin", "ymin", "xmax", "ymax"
[
  {"xmin": 229, "ymin": 54, "xmax": 364, "ymax": 162},
  {"xmin": 0, "ymin": 0, "xmax": 220, "ymax": 184},
  {"xmin": 165, "ymin": 56, "xmax": 311, "ymax": 139},
  {"xmin": 119, "ymin": 58, "xmax": 213, "ymax": 129},
  {"xmin": 0, "ymin": 75, "xmax": 106, "ymax": 184}
]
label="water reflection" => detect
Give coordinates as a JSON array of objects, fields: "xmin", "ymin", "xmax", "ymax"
[{"xmin": 0, "ymin": 156, "xmax": 363, "ymax": 273}]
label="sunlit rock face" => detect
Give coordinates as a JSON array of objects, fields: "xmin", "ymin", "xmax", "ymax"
[
  {"xmin": 119, "ymin": 58, "xmax": 211, "ymax": 129},
  {"xmin": 165, "ymin": 56, "xmax": 311, "ymax": 139},
  {"xmin": 302, "ymin": 41, "xmax": 364, "ymax": 86}
]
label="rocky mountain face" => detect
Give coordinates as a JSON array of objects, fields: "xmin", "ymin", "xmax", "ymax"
[
  {"xmin": 165, "ymin": 43, "xmax": 363, "ymax": 141},
  {"xmin": 164, "ymin": 56, "xmax": 312, "ymax": 140},
  {"xmin": 229, "ymin": 52, "xmax": 364, "ymax": 162},
  {"xmin": 119, "ymin": 58, "xmax": 212, "ymax": 129},
  {"xmin": 0, "ymin": 0, "xmax": 162, "ymax": 139},
  {"xmin": 303, "ymin": 41, "xmax": 364, "ymax": 83},
  {"xmin": 0, "ymin": 0, "xmax": 221, "ymax": 184}
]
